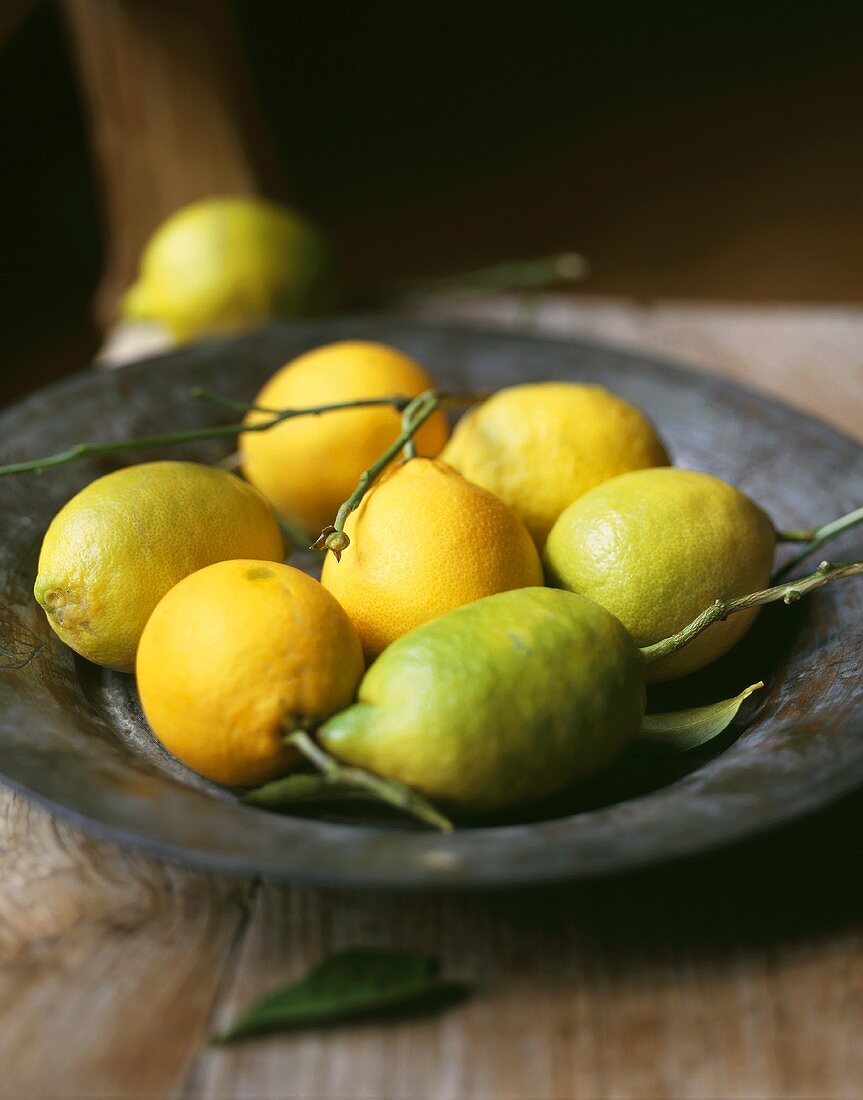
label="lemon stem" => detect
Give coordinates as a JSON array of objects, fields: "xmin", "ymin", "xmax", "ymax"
[
  {"xmin": 285, "ymin": 730, "xmax": 454, "ymax": 833},
  {"xmin": 332, "ymin": 391, "xmax": 438, "ymax": 526},
  {"xmin": 189, "ymin": 387, "xmax": 413, "ymax": 417},
  {"xmin": 401, "ymin": 397, "xmax": 422, "ymax": 461},
  {"xmin": 773, "ymin": 506, "xmax": 863, "ymax": 580},
  {"xmin": 0, "ymin": 389, "xmax": 474, "ymax": 479},
  {"xmin": 641, "ymin": 559, "xmax": 863, "ymax": 664},
  {"xmin": 393, "ymin": 251, "xmax": 588, "ymax": 299},
  {"xmin": 315, "ymin": 389, "xmax": 443, "ymax": 558}
]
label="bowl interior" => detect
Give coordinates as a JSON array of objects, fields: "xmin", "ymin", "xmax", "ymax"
[{"xmin": 1, "ymin": 316, "xmax": 861, "ymax": 887}]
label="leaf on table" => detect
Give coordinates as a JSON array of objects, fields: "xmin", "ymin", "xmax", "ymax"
[
  {"xmin": 242, "ymin": 772, "xmax": 369, "ymax": 807},
  {"xmin": 214, "ymin": 949, "xmax": 469, "ymax": 1043},
  {"xmin": 638, "ymin": 682, "xmax": 764, "ymax": 752}
]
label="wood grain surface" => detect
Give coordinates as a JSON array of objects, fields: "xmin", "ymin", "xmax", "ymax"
[
  {"xmin": 3, "ymin": 297, "xmax": 863, "ymax": 1099},
  {"xmin": 61, "ymin": 0, "xmax": 283, "ymax": 326}
]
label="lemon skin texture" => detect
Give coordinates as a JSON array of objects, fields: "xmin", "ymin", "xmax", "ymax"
[
  {"xmin": 544, "ymin": 468, "xmax": 776, "ymax": 681},
  {"xmin": 441, "ymin": 382, "xmax": 669, "ymax": 546},
  {"xmin": 319, "ymin": 587, "xmax": 645, "ymax": 813},
  {"xmin": 137, "ymin": 560, "xmax": 364, "ymax": 786},
  {"xmin": 240, "ymin": 340, "xmax": 450, "ymax": 532},
  {"xmin": 320, "ymin": 457, "xmax": 543, "ymax": 660},
  {"xmin": 122, "ymin": 197, "xmax": 334, "ymax": 343},
  {"xmin": 34, "ymin": 461, "xmax": 285, "ymax": 673}
]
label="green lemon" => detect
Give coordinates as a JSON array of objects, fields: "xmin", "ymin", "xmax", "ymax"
[
  {"xmin": 544, "ymin": 468, "xmax": 776, "ymax": 681},
  {"xmin": 34, "ymin": 461, "xmax": 285, "ymax": 672},
  {"xmin": 319, "ymin": 587, "xmax": 645, "ymax": 813},
  {"xmin": 122, "ymin": 197, "xmax": 335, "ymax": 343}
]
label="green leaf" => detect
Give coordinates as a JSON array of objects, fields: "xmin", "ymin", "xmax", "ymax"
[
  {"xmin": 638, "ymin": 682, "xmax": 764, "ymax": 752},
  {"xmin": 246, "ymin": 731, "xmax": 455, "ymax": 833},
  {"xmin": 241, "ymin": 773, "xmax": 369, "ymax": 807},
  {"xmin": 214, "ymin": 950, "xmax": 468, "ymax": 1043}
]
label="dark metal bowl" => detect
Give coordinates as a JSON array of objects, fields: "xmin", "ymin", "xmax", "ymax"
[{"xmin": 1, "ymin": 317, "xmax": 861, "ymax": 888}]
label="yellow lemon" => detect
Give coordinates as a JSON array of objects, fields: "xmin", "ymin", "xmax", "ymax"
[
  {"xmin": 320, "ymin": 457, "xmax": 543, "ymax": 659},
  {"xmin": 34, "ymin": 462, "xmax": 284, "ymax": 672},
  {"xmin": 137, "ymin": 561, "xmax": 363, "ymax": 786},
  {"xmin": 544, "ymin": 468, "xmax": 776, "ymax": 680},
  {"xmin": 240, "ymin": 340, "xmax": 450, "ymax": 532},
  {"xmin": 442, "ymin": 382, "xmax": 669, "ymax": 546},
  {"xmin": 122, "ymin": 197, "xmax": 334, "ymax": 342}
]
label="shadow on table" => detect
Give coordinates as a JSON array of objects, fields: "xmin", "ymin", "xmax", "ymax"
[{"xmin": 482, "ymin": 785, "xmax": 863, "ymax": 950}]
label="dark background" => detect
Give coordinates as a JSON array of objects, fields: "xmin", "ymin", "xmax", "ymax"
[{"xmin": 3, "ymin": 1, "xmax": 863, "ymax": 402}]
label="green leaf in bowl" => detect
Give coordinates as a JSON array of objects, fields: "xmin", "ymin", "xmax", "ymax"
[
  {"xmin": 638, "ymin": 682, "xmax": 764, "ymax": 752},
  {"xmin": 241, "ymin": 773, "xmax": 369, "ymax": 807}
]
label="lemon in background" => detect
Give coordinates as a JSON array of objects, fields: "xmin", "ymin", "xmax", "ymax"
[{"xmin": 122, "ymin": 197, "xmax": 335, "ymax": 343}]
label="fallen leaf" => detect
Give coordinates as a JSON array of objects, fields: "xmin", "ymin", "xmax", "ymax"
[{"xmin": 214, "ymin": 950, "xmax": 468, "ymax": 1043}]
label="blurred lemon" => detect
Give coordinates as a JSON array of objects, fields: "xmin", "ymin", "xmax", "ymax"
[
  {"xmin": 241, "ymin": 340, "xmax": 450, "ymax": 532},
  {"xmin": 122, "ymin": 197, "xmax": 334, "ymax": 342},
  {"xmin": 442, "ymin": 382, "xmax": 669, "ymax": 546},
  {"xmin": 320, "ymin": 457, "xmax": 543, "ymax": 659},
  {"xmin": 34, "ymin": 461, "xmax": 285, "ymax": 672},
  {"xmin": 137, "ymin": 560, "xmax": 364, "ymax": 786}
]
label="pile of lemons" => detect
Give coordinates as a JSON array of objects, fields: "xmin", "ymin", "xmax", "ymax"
[{"xmin": 34, "ymin": 338, "xmax": 781, "ymax": 816}]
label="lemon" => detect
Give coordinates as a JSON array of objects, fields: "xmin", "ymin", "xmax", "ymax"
[
  {"xmin": 122, "ymin": 197, "xmax": 334, "ymax": 343},
  {"xmin": 442, "ymin": 382, "xmax": 669, "ymax": 546},
  {"xmin": 137, "ymin": 560, "xmax": 363, "ymax": 786},
  {"xmin": 320, "ymin": 457, "xmax": 543, "ymax": 659},
  {"xmin": 240, "ymin": 340, "xmax": 450, "ymax": 532},
  {"xmin": 320, "ymin": 587, "xmax": 644, "ymax": 812},
  {"xmin": 544, "ymin": 468, "xmax": 776, "ymax": 680},
  {"xmin": 34, "ymin": 461, "xmax": 285, "ymax": 672}
]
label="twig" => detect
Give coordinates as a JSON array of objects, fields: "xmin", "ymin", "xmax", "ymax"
[
  {"xmin": 0, "ymin": 391, "xmax": 455, "ymax": 479},
  {"xmin": 394, "ymin": 252, "xmax": 589, "ymax": 300},
  {"xmin": 190, "ymin": 387, "xmax": 413, "ymax": 416},
  {"xmin": 313, "ymin": 389, "xmax": 443, "ymax": 560},
  {"xmin": 773, "ymin": 506, "xmax": 863, "ymax": 580},
  {"xmin": 286, "ymin": 730, "xmax": 454, "ymax": 833},
  {"xmin": 641, "ymin": 560, "xmax": 863, "ymax": 664}
]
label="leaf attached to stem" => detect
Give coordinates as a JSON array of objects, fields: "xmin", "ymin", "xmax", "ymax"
[{"xmin": 638, "ymin": 682, "xmax": 764, "ymax": 752}]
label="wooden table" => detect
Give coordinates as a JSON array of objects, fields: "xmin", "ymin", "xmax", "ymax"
[{"xmin": 4, "ymin": 297, "xmax": 863, "ymax": 1099}]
